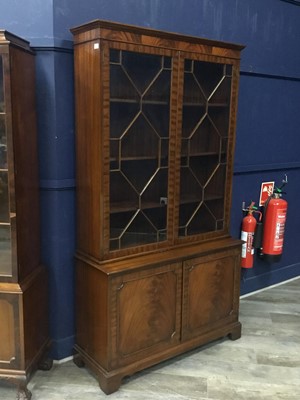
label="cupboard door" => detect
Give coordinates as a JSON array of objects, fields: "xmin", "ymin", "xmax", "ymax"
[
  {"xmin": 110, "ymin": 263, "xmax": 182, "ymax": 368},
  {"xmin": 178, "ymin": 56, "xmax": 233, "ymax": 238},
  {"xmin": 0, "ymin": 294, "xmax": 21, "ymax": 369},
  {"xmin": 182, "ymin": 250, "xmax": 240, "ymax": 340},
  {"xmin": 106, "ymin": 44, "xmax": 178, "ymax": 253}
]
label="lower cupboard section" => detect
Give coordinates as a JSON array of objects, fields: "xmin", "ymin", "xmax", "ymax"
[
  {"xmin": 0, "ymin": 294, "xmax": 20, "ymax": 370},
  {"xmin": 74, "ymin": 244, "xmax": 242, "ymax": 394},
  {"xmin": 0, "ymin": 266, "xmax": 51, "ymax": 399}
]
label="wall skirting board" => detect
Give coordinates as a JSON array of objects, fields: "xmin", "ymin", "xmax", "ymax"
[
  {"xmin": 240, "ymin": 274, "xmax": 300, "ymax": 299},
  {"xmin": 240, "ymin": 263, "xmax": 300, "ymax": 296}
]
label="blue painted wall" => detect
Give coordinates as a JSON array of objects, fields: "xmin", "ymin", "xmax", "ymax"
[
  {"xmin": 35, "ymin": 48, "xmax": 76, "ymax": 358},
  {"xmin": 1, "ymin": 0, "xmax": 299, "ymax": 359},
  {"xmin": 0, "ymin": 0, "xmax": 54, "ymax": 45}
]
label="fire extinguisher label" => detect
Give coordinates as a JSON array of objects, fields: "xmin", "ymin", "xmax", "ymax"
[
  {"xmin": 241, "ymin": 231, "xmax": 247, "ymax": 258},
  {"xmin": 241, "ymin": 231, "xmax": 254, "ymax": 258},
  {"xmin": 273, "ymin": 208, "xmax": 287, "ymax": 251}
]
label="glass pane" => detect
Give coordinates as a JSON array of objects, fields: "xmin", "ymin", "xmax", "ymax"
[
  {"xmin": 0, "ymin": 115, "xmax": 7, "ymax": 169},
  {"xmin": 0, "ymin": 171, "xmax": 9, "ymax": 222},
  {"xmin": 0, "ymin": 57, "xmax": 7, "ymax": 170},
  {"xmin": 193, "ymin": 61, "xmax": 224, "ymax": 99},
  {"xmin": 179, "ymin": 58, "xmax": 231, "ymax": 237},
  {"xmin": 109, "ymin": 49, "xmax": 171, "ymax": 251},
  {"xmin": 122, "ymin": 51, "xmax": 162, "ymax": 94},
  {"xmin": 0, "ymin": 56, "xmax": 4, "ymax": 112},
  {"xmin": 0, "ymin": 225, "xmax": 12, "ymax": 276}
]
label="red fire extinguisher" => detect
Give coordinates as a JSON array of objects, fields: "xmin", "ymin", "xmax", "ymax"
[
  {"xmin": 262, "ymin": 185, "xmax": 288, "ymax": 263},
  {"xmin": 241, "ymin": 202, "xmax": 259, "ymax": 268}
]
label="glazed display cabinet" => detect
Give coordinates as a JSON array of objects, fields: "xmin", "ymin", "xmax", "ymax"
[
  {"xmin": 0, "ymin": 31, "xmax": 51, "ymax": 399},
  {"xmin": 71, "ymin": 20, "xmax": 244, "ymax": 394}
]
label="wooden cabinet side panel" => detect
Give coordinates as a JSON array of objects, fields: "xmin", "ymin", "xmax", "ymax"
[
  {"xmin": 74, "ymin": 42, "xmax": 103, "ymax": 257},
  {"xmin": 9, "ymin": 46, "xmax": 40, "ymax": 281},
  {"xmin": 223, "ymin": 62, "xmax": 241, "ymax": 232},
  {"xmin": 74, "ymin": 41, "xmax": 103, "ymax": 258},
  {"xmin": 23, "ymin": 266, "xmax": 49, "ymax": 369},
  {"xmin": 76, "ymin": 260, "xmax": 109, "ymax": 369},
  {"xmin": 182, "ymin": 248, "xmax": 240, "ymax": 340}
]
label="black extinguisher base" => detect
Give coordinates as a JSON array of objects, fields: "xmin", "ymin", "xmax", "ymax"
[
  {"xmin": 253, "ymin": 222, "xmax": 263, "ymax": 249},
  {"xmin": 263, "ymin": 253, "xmax": 282, "ymax": 263}
]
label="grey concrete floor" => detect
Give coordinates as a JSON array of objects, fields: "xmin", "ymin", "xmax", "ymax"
[{"xmin": 1, "ymin": 277, "xmax": 300, "ymax": 399}]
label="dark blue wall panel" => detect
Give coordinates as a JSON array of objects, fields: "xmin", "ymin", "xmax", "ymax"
[
  {"xmin": 35, "ymin": 49, "xmax": 75, "ymax": 183},
  {"xmin": 53, "ymin": 0, "xmax": 300, "ymax": 77},
  {"xmin": 235, "ymin": 74, "xmax": 300, "ymax": 170},
  {"xmin": 34, "ymin": 49, "xmax": 75, "ymax": 358},
  {"xmin": 1, "ymin": 0, "xmax": 299, "ymax": 359},
  {"xmin": 0, "ymin": 0, "xmax": 54, "ymax": 46},
  {"xmin": 40, "ymin": 188, "xmax": 75, "ymax": 359}
]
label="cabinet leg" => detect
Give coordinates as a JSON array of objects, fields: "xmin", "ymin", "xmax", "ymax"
[
  {"xmin": 98, "ymin": 373, "xmax": 122, "ymax": 395},
  {"xmin": 17, "ymin": 384, "xmax": 32, "ymax": 400},
  {"xmin": 73, "ymin": 353, "xmax": 85, "ymax": 368},
  {"xmin": 38, "ymin": 356, "xmax": 53, "ymax": 371},
  {"xmin": 72, "ymin": 351, "xmax": 121, "ymax": 394},
  {"xmin": 228, "ymin": 322, "xmax": 242, "ymax": 341},
  {"xmin": 1, "ymin": 376, "xmax": 31, "ymax": 400}
]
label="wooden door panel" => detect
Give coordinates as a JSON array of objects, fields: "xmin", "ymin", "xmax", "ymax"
[
  {"xmin": 182, "ymin": 251, "xmax": 238, "ymax": 339},
  {"xmin": 110, "ymin": 263, "xmax": 182, "ymax": 367},
  {"xmin": 0, "ymin": 295, "xmax": 20, "ymax": 369}
]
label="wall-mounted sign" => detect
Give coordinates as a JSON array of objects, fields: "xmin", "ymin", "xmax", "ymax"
[{"xmin": 259, "ymin": 181, "xmax": 275, "ymax": 206}]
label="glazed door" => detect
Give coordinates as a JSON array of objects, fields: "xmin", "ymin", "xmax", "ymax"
[
  {"xmin": 0, "ymin": 54, "xmax": 13, "ymax": 279},
  {"xmin": 104, "ymin": 43, "xmax": 178, "ymax": 255},
  {"xmin": 176, "ymin": 54, "xmax": 235, "ymax": 239}
]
